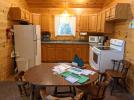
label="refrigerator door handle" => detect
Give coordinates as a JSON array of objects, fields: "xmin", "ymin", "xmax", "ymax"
[
  {"xmin": 33, "ymin": 28, "xmax": 37, "ymax": 41},
  {"xmin": 35, "ymin": 41, "xmax": 37, "ymax": 56}
]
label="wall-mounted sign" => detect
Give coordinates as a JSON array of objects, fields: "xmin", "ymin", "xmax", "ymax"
[{"xmin": 129, "ymin": 19, "xmax": 134, "ymax": 29}]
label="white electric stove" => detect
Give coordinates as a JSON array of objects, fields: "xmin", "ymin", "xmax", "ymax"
[{"xmin": 90, "ymin": 39, "xmax": 125, "ymax": 73}]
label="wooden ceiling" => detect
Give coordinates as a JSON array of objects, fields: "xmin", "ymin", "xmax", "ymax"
[{"xmin": 26, "ymin": 0, "xmax": 114, "ymax": 8}]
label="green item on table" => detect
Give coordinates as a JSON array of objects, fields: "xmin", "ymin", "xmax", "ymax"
[
  {"xmin": 61, "ymin": 71, "xmax": 89, "ymax": 84},
  {"xmin": 61, "ymin": 71, "xmax": 72, "ymax": 77},
  {"xmin": 77, "ymin": 75, "xmax": 89, "ymax": 84}
]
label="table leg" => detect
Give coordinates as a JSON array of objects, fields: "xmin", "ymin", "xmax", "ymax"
[
  {"xmin": 73, "ymin": 86, "xmax": 76, "ymax": 96},
  {"xmin": 30, "ymin": 84, "xmax": 35, "ymax": 100}
]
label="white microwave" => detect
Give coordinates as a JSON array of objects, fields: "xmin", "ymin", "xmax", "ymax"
[{"xmin": 89, "ymin": 36, "xmax": 99, "ymax": 43}]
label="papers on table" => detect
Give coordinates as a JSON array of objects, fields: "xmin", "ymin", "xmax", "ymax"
[
  {"xmin": 52, "ymin": 64, "xmax": 96, "ymax": 84},
  {"xmin": 68, "ymin": 67, "xmax": 83, "ymax": 75},
  {"xmin": 65, "ymin": 75, "xmax": 79, "ymax": 84},
  {"xmin": 82, "ymin": 69, "xmax": 96, "ymax": 75},
  {"xmin": 52, "ymin": 64, "xmax": 72, "ymax": 74}
]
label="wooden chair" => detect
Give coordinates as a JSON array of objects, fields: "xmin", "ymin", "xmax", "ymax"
[
  {"xmin": 15, "ymin": 71, "xmax": 29, "ymax": 96},
  {"xmin": 40, "ymin": 87, "xmax": 84, "ymax": 100},
  {"xmin": 54, "ymin": 86, "xmax": 76, "ymax": 97},
  {"xmin": 105, "ymin": 60, "xmax": 131, "ymax": 95},
  {"xmin": 78, "ymin": 73, "xmax": 111, "ymax": 100}
]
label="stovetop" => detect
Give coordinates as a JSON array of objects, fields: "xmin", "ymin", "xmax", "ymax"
[{"xmin": 97, "ymin": 47, "xmax": 111, "ymax": 50}]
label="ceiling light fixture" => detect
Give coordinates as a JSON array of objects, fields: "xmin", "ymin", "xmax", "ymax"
[{"xmin": 61, "ymin": 0, "xmax": 69, "ymax": 17}]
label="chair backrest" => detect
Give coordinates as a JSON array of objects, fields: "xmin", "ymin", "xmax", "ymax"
[
  {"xmin": 120, "ymin": 60, "xmax": 131, "ymax": 78},
  {"xmin": 15, "ymin": 71, "xmax": 25, "ymax": 81},
  {"xmin": 96, "ymin": 73, "xmax": 111, "ymax": 98}
]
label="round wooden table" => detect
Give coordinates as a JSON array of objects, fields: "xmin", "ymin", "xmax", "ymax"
[
  {"xmin": 24, "ymin": 63, "xmax": 98, "ymax": 99},
  {"xmin": 24, "ymin": 63, "xmax": 98, "ymax": 86}
]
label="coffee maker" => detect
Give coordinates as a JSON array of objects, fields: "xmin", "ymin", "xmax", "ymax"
[
  {"xmin": 41, "ymin": 31, "xmax": 51, "ymax": 41},
  {"xmin": 98, "ymin": 36, "xmax": 105, "ymax": 46}
]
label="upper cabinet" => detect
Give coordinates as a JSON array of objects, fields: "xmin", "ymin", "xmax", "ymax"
[
  {"xmin": 9, "ymin": 7, "xmax": 40, "ymax": 25},
  {"xmin": 105, "ymin": 3, "xmax": 130, "ymax": 21},
  {"xmin": 32, "ymin": 13, "xmax": 41, "ymax": 25},
  {"xmin": 9, "ymin": 7, "xmax": 30, "ymax": 22},
  {"xmin": 79, "ymin": 14, "xmax": 98, "ymax": 32}
]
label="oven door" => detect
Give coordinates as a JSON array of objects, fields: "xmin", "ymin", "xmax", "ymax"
[{"xmin": 90, "ymin": 47, "xmax": 101, "ymax": 70}]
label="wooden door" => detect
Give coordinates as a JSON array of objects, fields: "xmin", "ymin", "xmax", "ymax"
[
  {"xmin": 100, "ymin": 11, "xmax": 105, "ymax": 32},
  {"xmin": 21, "ymin": 9, "xmax": 26, "ymax": 21},
  {"xmin": 79, "ymin": 15, "xmax": 89, "ymax": 31},
  {"xmin": 55, "ymin": 44, "xmax": 66, "ymax": 62},
  {"xmin": 97, "ymin": 13, "xmax": 102, "ymax": 32},
  {"xmin": 32, "ymin": 13, "xmax": 41, "ymax": 25},
  {"xmin": 89, "ymin": 14, "xmax": 98, "ymax": 32},
  {"xmin": 41, "ymin": 14, "xmax": 50, "ymax": 31},
  {"xmin": 64, "ymin": 45, "xmax": 74, "ymax": 62},
  {"xmin": 105, "ymin": 8, "xmax": 110, "ymax": 20},
  {"xmin": 41, "ymin": 44, "xmax": 47, "ymax": 62},
  {"xmin": 81, "ymin": 45, "xmax": 89, "ymax": 63},
  {"xmin": 110, "ymin": 6, "xmax": 116, "ymax": 19}
]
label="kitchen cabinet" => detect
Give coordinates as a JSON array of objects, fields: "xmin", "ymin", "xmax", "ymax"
[
  {"xmin": 32, "ymin": 13, "xmax": 41, "ymax": 25},
  {"xmin": 79, "ymin": 14, "xmax": 98, "ymax": 32},
  {"xmin": 97, "ymin": 11, "xmax": 114, "ymax": 33},
  {"xmin": 97, "ymin": 13, "xmax": 101, "ymax": 32},
  {"xmin": 9, "ymin": 7, "xmax": 30, "ymax": 22},
  {"xmin": 41, "ymin": 44, "xmax": 56, "ymax": 62},
  {"xmin": 105, "ymin": 3, "xmax": 129, "ymax": 21},
  {"xmin": 79, "ymin": 15, "xmax": 89, "ymax": 31},
  {"xmin": 41, "ymin": 43, "xmax": 89, "ymax": 63},
  {"xmin": 89, "ymin": 14, "xmax": 98, "ymax": 32}
]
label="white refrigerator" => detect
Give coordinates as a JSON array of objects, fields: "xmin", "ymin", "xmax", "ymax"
[{"xmin": 13, "ymin": 25, "xmax": 41, "ymax": 71}]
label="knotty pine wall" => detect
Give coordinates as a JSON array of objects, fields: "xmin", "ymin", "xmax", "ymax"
[
  {"xmin": 30, "ymin": 8, "xmax": 101, "ymax": 40},
  {"xmin": 104, "ymin": 0, "xmax": 134, "ymax": 95},
  {"xmin": 0, "ymin": 0, "xmax": 28, "ymax": 80}
]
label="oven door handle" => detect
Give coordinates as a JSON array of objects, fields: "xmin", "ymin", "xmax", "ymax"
[{"xmin": 94, "ymin": 51, "xmax": 100, "ymax": 55}]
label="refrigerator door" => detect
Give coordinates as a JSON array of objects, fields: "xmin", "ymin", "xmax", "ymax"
[
  {"xmin": 33, "ymin": 25, "xmax": 41, "ymax": 40},
  {"xmin": 14, "ymin": 25, "xmax": 36, "ymax": 71},
  {"xmin": 34, "ymin": 25, "xmax": 41, "ymax": 65}
]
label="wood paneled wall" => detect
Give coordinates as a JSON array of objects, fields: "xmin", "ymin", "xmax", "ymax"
[
  {"xmin": 0, "ymin": 0, "xmax": 28, "ymax": 80},
  {"xmin": 104, "ymin": 0, "xmax": 134, "ymax": 95},
  {"xmin": 30, "ymin": 8, "xmax": 101, "ymax": 40}
]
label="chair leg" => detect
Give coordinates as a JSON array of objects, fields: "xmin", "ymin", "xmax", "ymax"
[
  {"xmin": 18, "ymin": 85, "xmax": 23, "ymax": 96},
  {"xmin": 73, "ymin": 86, "xmax": 76, "ymax": 96},
  {"xmin": 122, "ymin": 79, "xmax": 128, "ymax": 92},
  {"xmin": 54, "ymin": 86, "xmax": 58, "ymax": 95},
  {"xmin": 23, "ymin": 85, "xmax": 28, "ymax": 96}
]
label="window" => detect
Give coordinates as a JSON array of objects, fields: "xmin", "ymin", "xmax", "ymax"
[{"xmin": 55, "ymin": 15, "xmax": 76, "ymax": 36}]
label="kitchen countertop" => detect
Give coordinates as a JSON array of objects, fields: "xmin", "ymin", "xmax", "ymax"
[{"xmin": 41, "ymin": 40, "xmax": 98, "ymax": 46}]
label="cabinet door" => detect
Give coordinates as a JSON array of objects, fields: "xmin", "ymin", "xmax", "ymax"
[
  {"xmin": 41, "ymin": 14, "xmax": 50, "ymax": 31},
  {"xmin": 97, "ymin": 13, "xmax": 102, "ymax": 32},
  {"xmin": 105, "ymin": 9, "xmax": 110, "ymax": 20},
  {"xmin": 89, "ymin": 14, "xmax": 98, "ymax": 32},
  {"xmin": 21, "ymin": 9, "xmax": 26, "ymax": 21},
  {"xmin": 79, "ymin": 16, "xmax": 89, "ymax": 31},
  {"xmin": 100, "ymin": 11, "xmax": 105, "ymax": 32},
  {"xmin": 46, "ymin": 44, "xmax": 56, "ymax": 62},
  {"xmin": 81, "ymin": 45, "xmax": 89, "ymax": 63},
  {"xmin": 41, "ymin": 44, "xmax": 47, "ymax": 62},
  {"xmin": 65, "ymin": 45, "xmax": 74, "ymax": 62},
  {"xmin": 110, "ymin": 6, "xmax": 116, "ymax": 19},
  {"xmin": 55, "ymin": 44, "xmax": 66, "ymax": 62},
  {"xmin": 32, "ymin": 13, "xmax": 40, "ymax": 25}
]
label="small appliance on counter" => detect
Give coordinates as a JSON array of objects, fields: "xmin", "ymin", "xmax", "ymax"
[
  {"xmin": 89, "ymin": 36, "xmax": 106, "ymax": 44},
  {"xmin": 89, "ymin": 36, "xmax": 99, "ymax": 43},
  {"xmin": 98, "ymin": 36, "xmax": 106, "ymax": 46},
  {"xmin": 41, "ymin": 31, "xmax": 51, "ymax": 41}
]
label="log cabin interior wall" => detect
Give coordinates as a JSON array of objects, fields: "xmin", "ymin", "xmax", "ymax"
[
  {"xmin": 103, "ymin": 0, "xmax": 134, "ymax": 95},
  {"xmin": 30, "ymin": 8, "xmax": 101, "ymax": 40},
  {"xmin": 0, "ymin": 0, "xmax": 29, "ymax": 80}
]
